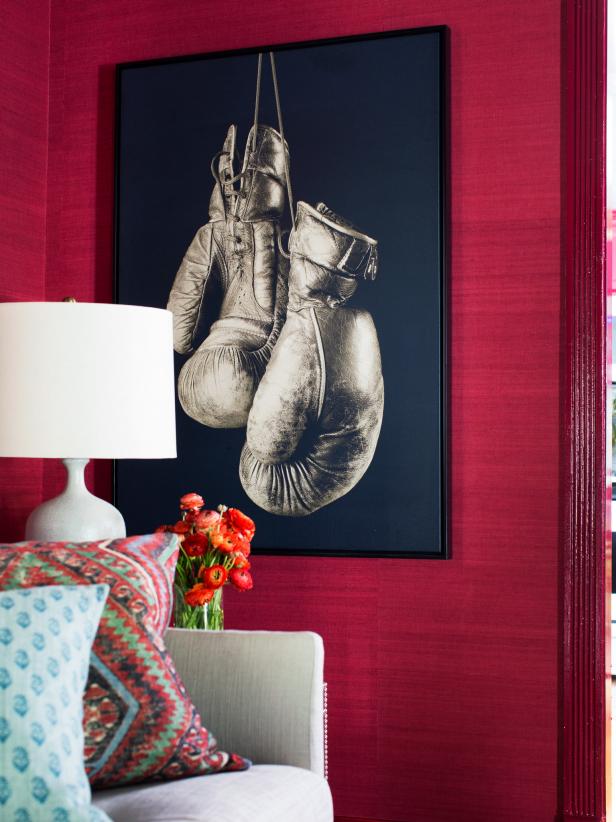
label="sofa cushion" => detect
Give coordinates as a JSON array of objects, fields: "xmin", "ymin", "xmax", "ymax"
[
  {"xmin": 0, "ymin": 535, "xmax": 249, "ymax": 789},
  {"xmin": 93, "ymin": 765, "xmax": 334, "ymax": 822},
  {"xmin": 0, "ymin": 583, "xmax": 111, "ymax": 821}
]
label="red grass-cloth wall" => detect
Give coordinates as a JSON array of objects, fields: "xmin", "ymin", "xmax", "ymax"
[
  {"xmin": 0, "ymin": 0, "xmax": 50, "ymax": 540},
  {"xmin": 44, "ymin": 0, "xmax": 562, "ymax": 820}
]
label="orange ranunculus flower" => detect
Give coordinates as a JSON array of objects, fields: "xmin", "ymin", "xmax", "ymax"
[
  {"xmin": 173, "ymin": 520, "xmax": 190, "ymax": 535},
  {"xmin": 182, "ymin": 533, "xmax": 208, "ymax": 558},
  {"xmin": 195, "ymin": 509, "xmax": 221, "ymax": 532},
  {"xmin": 236, "ymin": 531, "xmax": 251, "ymax": 557},
  {"xmin": 215, "ymin": 518, "xmax": 251, "ymax": 556},
  {"xmin": 209, "ymin": 531, "xmax": 223, "ymax": 548},
  {"xmin": 201, "ymin": 565, "xmax": 228, "ymax": 589},
  {"xmin": 229, "ymin": 568, "xmax": 253, "ymax": 591},
  {"xmin": 184, "ymin": 584, "xmax": 215, "ymax": 607},
  {"xmin": 233, "ymin": 552, "xmax": 250, "ymax": 569},
  {"xmin": 225, "ymin": 508, "xmax": 255, "ymax": 541},
  {"xmin": 180, "ymin": 492, "xmax": 205, "ymax": 511},
  {"xmin": 224, "ymin": 528, "xmax": 250, "ymax": 557},
  {"xmin": 209, "ymin": 526, "xmax": 237, "ymax": 554}
]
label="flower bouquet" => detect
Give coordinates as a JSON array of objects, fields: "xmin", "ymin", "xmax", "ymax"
[{"xmin": 158, "ymin": 493, "xmax": 254, "ymax": 630}]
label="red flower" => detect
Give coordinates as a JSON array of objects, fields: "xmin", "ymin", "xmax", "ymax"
[
  {"xmin": 235, "ymin": 531, "xmax": 251, "ymax": 557},
  {"xmin": 182, "ymin": 533, "xmax": 208, "ymax": 558},
  {"xmin": 195, "ymin": 509, "xmax": 221, "ymax": 532},
  {"xmin": 233, "ymin": 552, "xmax": 250, "ymax": 569},
  {"xmin": 201, "ymin": 565, "xmax": 228, "ymax": 588},
  {"xmin": 180, "ymin": 492, "xmax": 205, "ymax": 511},
  {"xmin": 173, "ymin": 520, "xmax": 190, "ymax": 535},
  {"xmin": 229, "ymin": 569, "xmax": 253, "ymax": 591},
  {"xmin": 225, "ymin": 509, "xmax": 255, "ymax": 541},
  {"xmin": 183, "ymin": 509, "xmax": 200, "ymax": 524},
  {"xmin": 213, "ymin": 520, "xmax": 251, "ymax": 557},
  {"xmin": 155, "ymin": 525, "xmax": 173, "ymax": 533},
  {"xmin": 184, "ymin": 584, "xmax": 215, "ymax": 606},
  {"xmin": 210, "ymin": 526, "xmax": 237, "ymax": 554}
]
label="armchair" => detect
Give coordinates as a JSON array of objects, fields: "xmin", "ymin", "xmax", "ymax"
[{"xmin": 93, "ymin": 630, "xmax": 333, "ymax": 821}]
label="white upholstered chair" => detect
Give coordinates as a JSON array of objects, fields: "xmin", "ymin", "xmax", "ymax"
[{"xmin": 93, "ymin": 630, "xmax": 333, "ymax": 822}]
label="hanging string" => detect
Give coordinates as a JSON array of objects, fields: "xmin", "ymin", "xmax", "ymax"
[
  {"xmin": 227, "ymin": 51, "xmax": 294, "ymax": 231},
  {"xmin": 232, "ymin": 53, "xmax": 263, "ymax": 220},
  {"xmin": 252, "ymin": 53, "xmax": 263, "ymax": 153},
  {"xmin": 269, "ymin": 51, "xmax": 295, "ymax": 229}
]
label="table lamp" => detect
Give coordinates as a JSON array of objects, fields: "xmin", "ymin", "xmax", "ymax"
[{"xmin": 0, "ymin": 301, "xmax": 177, "ymax": 541}]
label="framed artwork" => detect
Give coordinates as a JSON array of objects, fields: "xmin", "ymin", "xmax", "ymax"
[{"xmin": 114, "ymin": 26, "xmax": 448, "ymax": 558}]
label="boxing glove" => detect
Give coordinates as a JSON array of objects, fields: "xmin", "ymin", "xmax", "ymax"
[
  {"xmin": 239, "ymin": 201, "xmax": 383, "ymax": 516},
  {"xmin": 167, "ymin": 123, "xmax": 289, "ymax": 428}
]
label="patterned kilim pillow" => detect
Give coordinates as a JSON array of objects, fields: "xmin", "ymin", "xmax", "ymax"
[{"xmin": 0, "ymin": 534, "xmax": 250, "ymax": 789}]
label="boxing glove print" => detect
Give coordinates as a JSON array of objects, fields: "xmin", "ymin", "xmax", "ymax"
[
  {"xmin": 240, "ymin": 202, "xmax": 384, "ymax": 516},
  {"xmin": 167, "ymin": 123, "xmax": 289, "ymax": 429}
]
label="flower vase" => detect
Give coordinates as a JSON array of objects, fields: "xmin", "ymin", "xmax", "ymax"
[
  {"xmin": 205, "ymin": 587, "xmax": 224, "ymax": 631},
  {"xmin": 174, "ymin": 586, "xmax": 205, "ymax": 629},
  {"xmin": 174, "ymin": 585, "xmax": 224, "ymax": 630}
]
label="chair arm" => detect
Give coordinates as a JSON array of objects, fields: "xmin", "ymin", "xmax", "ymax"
[{"xmin": 164, "ymin": 629, "xmax": 326, "ymax": 777}]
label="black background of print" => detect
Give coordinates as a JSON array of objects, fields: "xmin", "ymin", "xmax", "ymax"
[{"xmin": 115, "ymin": 28, "xmax": 447, "ymax": 557}]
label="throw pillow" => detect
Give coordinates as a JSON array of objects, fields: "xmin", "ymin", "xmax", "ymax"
[
  {"xmin": 0, "ymin": 534, "xmax": 250, "ymax": 789},
  {"xmin": 0, "ymin": 583, "xmax": 111, "ymax": 821}
]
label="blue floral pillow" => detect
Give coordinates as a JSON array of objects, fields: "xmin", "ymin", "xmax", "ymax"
[{"xmin": 0, "ymin": 584, "xmax": 111, "ymax": 821}]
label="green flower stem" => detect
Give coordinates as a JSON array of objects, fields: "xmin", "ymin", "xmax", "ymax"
[
  {"xmin": 173, "ymin": 587, "xmax": 224, "ymax": 631},
  {"xmin": 174, "ymin": 585, "xmax": 206, "ymax": 629},
  {"xmin": 206, "ymin": 587, "xmax": 224, "ymax": 631}
]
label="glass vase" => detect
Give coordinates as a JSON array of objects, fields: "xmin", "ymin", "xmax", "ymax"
[
  {"xmin": 173, "ymin": 585, "xmax": 224, "ymax": 630},
  {"xmin": 205, "ymin": 587, "xmax": 224, "ymax": 631},
  {"xmin": 174, "ymin": 586, "xmax": 205, "ymax": 629}
]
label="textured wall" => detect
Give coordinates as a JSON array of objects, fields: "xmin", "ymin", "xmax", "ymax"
[
  {"xmin": 1, "ymin": 0, "xmax": 562, "ymax": 819},
  {"xmin": 0, "ymin": 0, "xmax": 50, "ymax": 539}
]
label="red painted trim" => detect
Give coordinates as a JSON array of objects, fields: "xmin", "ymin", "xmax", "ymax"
[{"xmin": 561, "ymin": 1, "xmax": 608, "ymax": 820}]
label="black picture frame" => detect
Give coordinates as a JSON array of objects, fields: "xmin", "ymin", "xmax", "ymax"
[{"xmin": 114, "ymin": 26, "xmax": 449, "ymax": 559}]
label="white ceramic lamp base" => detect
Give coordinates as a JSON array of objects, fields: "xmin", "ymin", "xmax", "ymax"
[{"xmin": 25, "ymin": 458, "xmax": 126, "ymax": 542}]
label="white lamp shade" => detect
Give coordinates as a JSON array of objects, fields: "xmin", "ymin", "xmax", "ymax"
[{"xmin": 0, "ymin": 302, "xmax": 177, "ymax": 459}]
